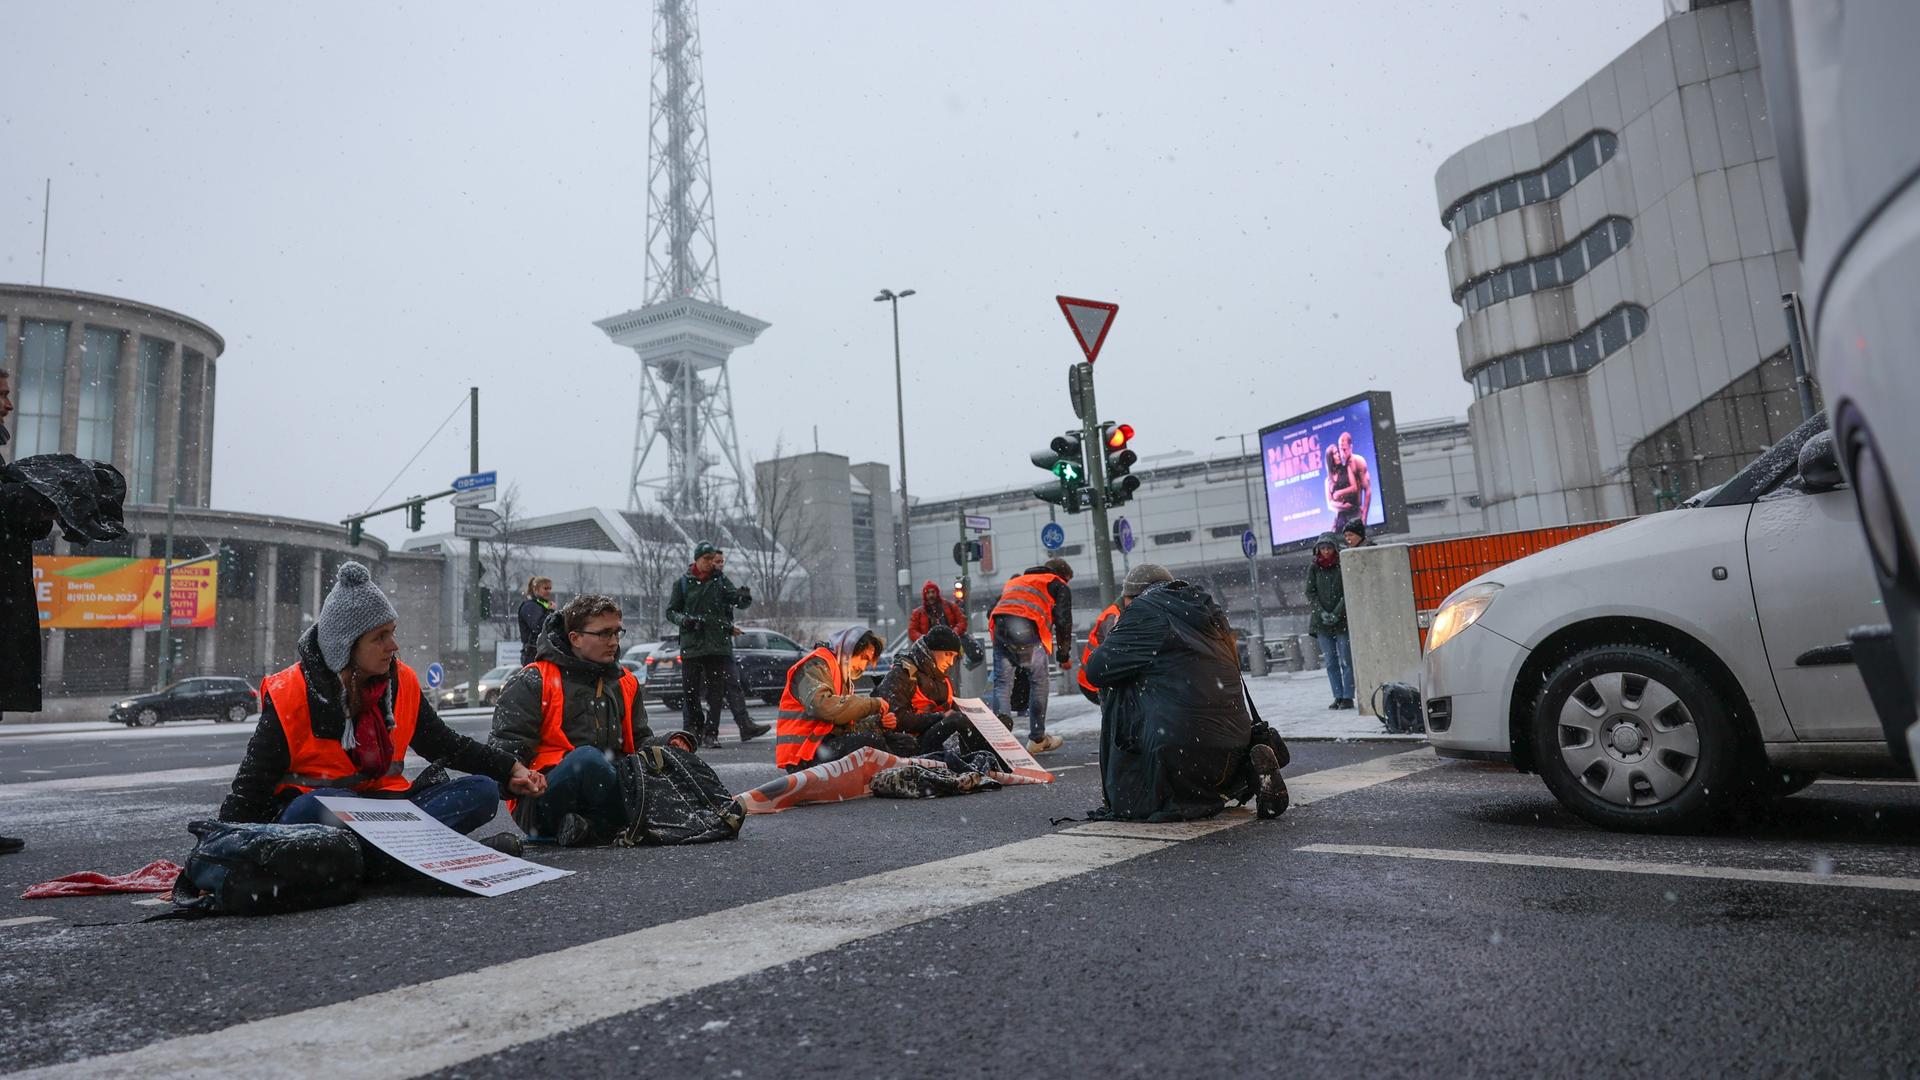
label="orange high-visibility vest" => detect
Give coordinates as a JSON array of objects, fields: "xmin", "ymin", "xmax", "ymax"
[
  {"xmin": 1077, "ymin": 603, "xmax": 1121, "ymax": 696},
  {"xmin": 909, "ymin": 672, "xmax": 955, "ymax": 714},
  {"xmin": 267, "ymin": 661, "xmax": 420, "ymax": 796},
  {"xmin": 775, "ymin": 647, "xmax": 842, "ymax": 769},
  {"xmin": 990, "ymin": 572, "xmax": 1062, "ymax": 654},
  {"xmin": 529, "ymin": 661, "xmax": 639, "ymax": 769}
]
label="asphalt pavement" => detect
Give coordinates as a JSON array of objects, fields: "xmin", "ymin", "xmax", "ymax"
[{"xmin": 2, "ymin": 706, "xmax": 1918, "ymax": 1078}]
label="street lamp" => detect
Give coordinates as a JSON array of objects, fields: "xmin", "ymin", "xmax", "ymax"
[
  {"xmin": 1217, "ymin": 432, "xmax": 1268, "ymax": 676},
  {"xmin": 874, "ymin": 288, "xmax": 917, "ymax": 615}
]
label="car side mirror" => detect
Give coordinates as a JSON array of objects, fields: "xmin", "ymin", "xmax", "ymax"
[{"xmin": 1798, "ymin": 430, "xmax": 1844, "ymax": 493}]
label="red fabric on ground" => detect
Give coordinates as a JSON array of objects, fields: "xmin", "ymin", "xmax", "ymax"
[{"xmin": 23, "ymin": 860, "xmax": 183, "ymax": 899}]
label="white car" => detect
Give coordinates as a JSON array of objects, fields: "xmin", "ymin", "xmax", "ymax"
[{"xmin": 1422, "ymin": 415, "xmax": 1898, "ymax": 831}]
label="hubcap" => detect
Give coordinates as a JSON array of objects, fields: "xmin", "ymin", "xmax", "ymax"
[{"xmin": 1557, "ymin": 671, "xmax": 1699, "ymax": 808}]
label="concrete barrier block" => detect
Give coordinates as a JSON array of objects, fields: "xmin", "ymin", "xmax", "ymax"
[{"xmin": 1341, "ymin": 544, "xmax": 1424, "ymax": 717}]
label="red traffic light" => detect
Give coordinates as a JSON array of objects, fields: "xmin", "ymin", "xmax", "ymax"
[{"xmin": 1105, "ymin": 423, "xmax": 1134, "ymax": 450}]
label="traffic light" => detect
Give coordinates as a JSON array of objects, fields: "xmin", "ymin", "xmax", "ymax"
[
  {"xmin": 952, "ymin": 578, "xmax": 965, "ymax": 603},
  {"xmin": 478, "ymin": 586, "xmax": 494, "ymax": 619},
  {"xmin": 406, "ymin": 500, "xmax": 425, "ymax": 532},
  {"xmin": 347, "ymin": 520, "xmax": 363, "ymax": 547},
  {"xmin": 1102, "ymin": 421, "xmax": 1139, "ymax": 506},
  {"xmin": 1031, "ymin": 431, "xmax": 1089, "ymax": 512}
]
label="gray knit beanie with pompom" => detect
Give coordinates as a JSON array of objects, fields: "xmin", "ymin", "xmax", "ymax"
[{"xmin": 317, "ymin": 561, "xmax": 399, "ymax": 672}]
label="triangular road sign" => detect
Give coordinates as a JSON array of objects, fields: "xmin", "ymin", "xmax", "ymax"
[{"xmin": 1056, "ymin": 295, "xmax": 1118, "ymax": 364}]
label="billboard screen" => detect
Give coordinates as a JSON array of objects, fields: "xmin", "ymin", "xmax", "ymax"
[
  {"xmin": 32, "ymin": 556, "xmax": 219, "ymax": 630},
  {"xmin": 1258, "ymin": 391, "xmax": 1406, "ymax": 551}
]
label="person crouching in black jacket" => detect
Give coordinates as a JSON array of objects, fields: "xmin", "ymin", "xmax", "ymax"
[{"xmin": 875, "ymin": 626, "xmax": 981, "ymax": 756}]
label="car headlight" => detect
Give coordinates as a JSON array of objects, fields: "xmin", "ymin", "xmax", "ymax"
[{"xmin": 1427, "ymin": 583, "xmax": 1501, "ymax": 654}]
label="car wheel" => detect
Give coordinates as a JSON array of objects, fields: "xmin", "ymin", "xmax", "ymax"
[
  {"xmin": 225, "ymin": 704, "xmax": 248, "ymax": 724},
  {"xmin": 135, "ymin": 708, "xmax": 161, "ymax": 728},
  {"xmin": 1531, "ymin": 644, "xmax": 1744, "ymax": 833},
  {"xmin": 483, "ymin": 690, "xmax": 499, "ymax": 706}
]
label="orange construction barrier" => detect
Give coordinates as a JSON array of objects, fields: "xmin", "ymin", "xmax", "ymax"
[{"xmin": 1408, "ymin": 520, "xmax": 1626, "ymax": 647}]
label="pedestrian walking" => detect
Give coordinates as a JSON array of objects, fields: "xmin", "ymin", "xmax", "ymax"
[
  {"xmin": 219, "ymin": 561, "xmax": 542, "ymax": 846},
  {"xmin": 988, "ymin": 558, "xmax": 1074, "ymax": 754},
  {"xmin": 0, "ymin": 367, "xmax": 54, "ymax": 855},
  {"xmin": 1306, "ymin": 533, "xmax": 1355, "ymax": 709},
  {"xmin": 665, "ymin": 541, "xmax": 765, "ymax": 747},
  {"xmin": 518, "ymin": 575, "xmax": 555, "ymax": 665}
]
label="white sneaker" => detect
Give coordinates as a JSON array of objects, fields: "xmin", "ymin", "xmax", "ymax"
[{"xmin": 1026, "ymin": 735, "xmax": 1064, "ymax": 754}]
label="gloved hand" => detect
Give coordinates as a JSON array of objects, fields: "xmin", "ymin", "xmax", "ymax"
[
  {"xmin": 876, "ymin": 703, "xmax": 897, "ymax": 730},
  {"xmin": 681, "ymin": 617, "xmax": 705, "ymax": 634},
  {"xmin": 734, "ymin": 586, "xmax": 752, "ymax": 606}
]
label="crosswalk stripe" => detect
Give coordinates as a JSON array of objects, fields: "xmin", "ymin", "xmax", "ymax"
[
  {"xmin": 1298, "ymin": 843, "xmax": 1920, "ymax": 893},
  {"xmin": 9, "ymin": 748, "xmax": 1440, "ymax": 1080}
]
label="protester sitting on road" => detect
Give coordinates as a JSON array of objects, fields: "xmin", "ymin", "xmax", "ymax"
[
  {"xmin": 774, "ymin": 626, "xmax": 895, "ymax": 772},
  {"xmin": 518, "ymin": 575, "xmax": 555, "ymax": 665},
  {"xmin": 1083, "ymin": 563, "xmax": 1288, "ymax": 822},
  {"xmin": 875, "ymin": 625, "xmax": 983, "ymax": 756},
  {"xmin": 220, "ymin": 562, "xmax": 543, "ymax": 849},
  {"xmin": 491, "ymin": 594, "xmax": 689, "ymax": 846},
  {"xmin": 908, "ymin": 580, "xmax": 967, "ymax": 641}
]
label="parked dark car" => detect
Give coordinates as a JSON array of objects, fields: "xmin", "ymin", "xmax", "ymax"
[
  {"xmin": 647, "ymin": 629, "xmax": 815, "ymax": 709},
  {"xmin": 110, "ymin": 677, "xmax": 259, "ymax": 727}
]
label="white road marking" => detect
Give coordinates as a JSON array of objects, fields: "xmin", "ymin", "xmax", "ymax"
[
  {"xmin": 17, "ymin": 748, "xmax": 1440, "ymax": 1080},
  {"xmin": 1299, "ymin": 843, "xmax": 1920, "ymax": 893},
  {"xmin": 0, "ymin": 916, "xmax": 55, "ymax": 928},
  {"xmin": 0, "ymin": 765, "xmax": 236, "ymax": 797},
  {"xmin": 130, "ymin": 899, "xmax": 170, "ymax": 907},
  {"xmin": 17, "ymin": 770, "xmax": 54, "ymax": 776}
]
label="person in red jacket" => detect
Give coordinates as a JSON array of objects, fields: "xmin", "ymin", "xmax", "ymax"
[{"xmin": 907, "ymin": 580, "xmax": 967, "ymax": 642}]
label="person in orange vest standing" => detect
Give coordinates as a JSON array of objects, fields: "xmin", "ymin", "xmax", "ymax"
[
  {"xmin": 219, "ymin": 562, "xmax": 543, "ymax": 851},
  {"xmin": 1076, "ymin": 599, "xmax": 1123, "ymax": 704},
  {"xmin": 774, "ymin": 626, "xmax": 894, "ymax": 772},
  {"xmin": 491, "ymin": 594, "xmax": 684, "ymax": 846},
  {"xmin": 989, "ymin": 557, "xmax": 1075, "ymax": 754}
]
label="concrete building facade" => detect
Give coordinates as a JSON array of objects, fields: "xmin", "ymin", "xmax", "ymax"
[{"xmin": 1434, "ymin": 0, "xmax": 1807, "ymax": 529}]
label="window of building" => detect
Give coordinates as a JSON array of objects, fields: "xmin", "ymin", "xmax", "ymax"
[
  {"xmin": 1442, "ymin": 129, "xmax": 1619, "ymax": 233},
  {"xmin": 1467, "ymin": 304, "xmax": 1648, "ymax": 399},
  {"xmin": 1457, "ymin": 217, "xmax": 1631, "ymax": 314},
  {"xmin": 132, "ymin": 337, "xmax": 169, "ymax": 503},
  {"xmin": 1208, "ymin": 524, "xmax": 1252, "ymax": 539},
  {"xmin": 1151, "ymin": 530, "xmax": 1193, "ymax": 546},
  {"xmin": 16, "ymin": 320, "xmax": 68, "ymax": 456},
  {"xmin": 77, "ymin": 327, "xmax": 123, "ymax": 463},
  {"xmin": 1053, "ymin": 543, "xmax": 1084, "ymax": 557}
]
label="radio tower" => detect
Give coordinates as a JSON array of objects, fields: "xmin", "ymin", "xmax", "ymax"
[{"xmin": 596, "ymin": 0, "xmax": 767, "ymax": 514}]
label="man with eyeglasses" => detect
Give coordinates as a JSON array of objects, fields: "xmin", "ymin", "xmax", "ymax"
[{"xmin": 491, "ymin": 594, "xmax": 668, "ymax": 846}]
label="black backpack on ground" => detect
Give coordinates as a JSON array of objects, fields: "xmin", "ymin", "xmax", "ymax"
[
  {"xmin": 1372, "ymin": 682, "xmax": 1425, "ymax": 735},
  {"xmin": 615, "ymin": 746, "xmax": 746, "ymax": 846},
  {"xmin": 162, "ymin": 819, "xmax": 364, "ymax": 918}
]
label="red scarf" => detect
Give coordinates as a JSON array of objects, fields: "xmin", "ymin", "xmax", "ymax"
[
  {"xmin": 688, "ymin": 561, "xmax": 716, "ymax": 582},
  {"xmin": 347, "ymin": 680, "xmax": 394, "ymax": 778}
]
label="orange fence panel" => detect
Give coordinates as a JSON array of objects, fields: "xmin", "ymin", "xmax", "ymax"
[{"xmin": 1408, "ymin": 520, "xmax": 1626, "ymax": 646}]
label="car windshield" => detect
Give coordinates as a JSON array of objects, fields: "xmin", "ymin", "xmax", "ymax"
[
  {"xmin": 482, "ymin": 667, "xmax": 515, "ymax": 680},
  {"xmin": 1699, "ymin": 412, "xmax": 1829, "ymax": 508}
]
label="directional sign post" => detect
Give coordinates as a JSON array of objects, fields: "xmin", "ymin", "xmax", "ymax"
[
  {"xmin": 425, "ymin": 662, "xmax": 445, "ymax": 690},
  {"xmin": 1242, "ymin": 529, "xmax": 1259, "ymax": 559},
  {"xmin": 1056, "ymin": 296, "xmax": 1121, "ymax": 606},
  {"xmin": 964, "ymin": 515, "xmax": 992, "ymax": 532},
  {"xmin": 451, "ymin": 486, "xmax": 496, "ymax": 507},
  {"xmin": 1115, "ymin": 517, "xmax": 1134, "ymax": 554},
  {"xmin": 1041, "ymin": 522, "xmax": 1066, "ymax": 552}
]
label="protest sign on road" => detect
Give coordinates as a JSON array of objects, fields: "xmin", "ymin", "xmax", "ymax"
[
  {"xmin": 315, "ymin": 796, "xmax": 571, "ymax": 897},
  {"xmin": 952, "ymin": 697, "xmax": 1054, "ymax": 782}
]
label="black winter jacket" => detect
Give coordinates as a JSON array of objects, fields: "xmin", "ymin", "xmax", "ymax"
[
  {"xmin": 517, "ymin": 596, "xmax": 552, "ymax": 664},
  {"xmin": 0, "ymin": 443, "xmax": 54, "ymax": 713},
  {"xmin": 1083, "ymin": 580, "xmax": 1254, "ymax": 822},
  {"xmin": 665, "ymin": 568, "xmax": 752, "ymax": 659},
  {"xmin": 219, "ymin": 625, "xmax": 518, "ymax": 824},
  {"xmin": 876, "ymin": 641, "xmax": 957, "ymax": 734}
]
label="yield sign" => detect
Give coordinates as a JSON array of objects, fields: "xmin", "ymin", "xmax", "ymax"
[{"xmin": 1056, "ymin": 295, "xmax": 1118, "ymax": 364}]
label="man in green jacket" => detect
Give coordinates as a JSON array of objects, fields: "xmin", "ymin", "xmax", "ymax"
[
  {"xmin": 1305, "ymin": 532, "xmax": 1353, "ymax": 710},
  {"xmin": 666, "ymin": 541, "xmax": 768, "ymax": 748}
]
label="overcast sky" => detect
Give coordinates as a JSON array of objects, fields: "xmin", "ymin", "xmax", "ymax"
[{"xmin": 3, "ymin": 1, "xmax": 1659, "ymax": 546}]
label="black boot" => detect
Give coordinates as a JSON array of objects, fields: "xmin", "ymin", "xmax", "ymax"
[
  {"xmin": 738, "ymin": 720, "xmax": 771, "ymax": 742},
  {"xmin": 0, "ymin": 836, "xmax": 23, "ymax": 855}
]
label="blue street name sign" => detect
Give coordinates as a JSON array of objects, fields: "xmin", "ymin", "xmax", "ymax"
[{"xmin": 452, "ymin": 471, "xmax": 497, "ymax": 492}]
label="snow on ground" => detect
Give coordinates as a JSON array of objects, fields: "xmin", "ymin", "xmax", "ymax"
[{"xmin": 1013, "ymin": 668, "xmax": 1424, "ymax": 744}]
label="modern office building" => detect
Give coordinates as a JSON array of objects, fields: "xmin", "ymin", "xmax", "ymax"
[
  {"xmin": 1434, "ymin": 0, "xmax": 1807, "ymax": 528},
  {"xmin": 3, "ymin": 284, "xmax": 441, "ymax": 704},
  {"xmin": 906, "ymin": 416, "xmax": 1480, "ymax": 639}
]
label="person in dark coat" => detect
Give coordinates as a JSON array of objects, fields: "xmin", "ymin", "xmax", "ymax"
[
  {"xmin": 517, "ymin": 575, "xmax": 555, "ymax": 665},
  {"xmin": 665, "ymin": 540, "xmax": 762, "ymax": 747},
  {"xmin": 220, "ymin": 562, "xmax": 542, "ymax": 841},
  {"xmin": 1083, "ymin": 564, "xmax": 1285, "ymax": 822},
  {"xmin": 875, "ymin": 625, "xmax": 980, "ymax": 755},
  {"xmin": 0, "ymin": 368, "xmax": 55, "ymax": 854},
  {"xmin": 1306, "ymin": 532, "xmax": 1354, "ymax": 709}
]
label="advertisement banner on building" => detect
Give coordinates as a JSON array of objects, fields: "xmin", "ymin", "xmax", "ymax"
[
  {"xmin": 1258, "ymin": 391, "xmax": 1406, "ymax": 551},
  {"xmin": 31, "ymin": 556, "xmax": 219, "ymax": 630}
]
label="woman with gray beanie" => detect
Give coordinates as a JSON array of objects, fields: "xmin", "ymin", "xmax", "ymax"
[{"xmin": 219, "ymin": 561, "xmax": 545, "ymax": 848}]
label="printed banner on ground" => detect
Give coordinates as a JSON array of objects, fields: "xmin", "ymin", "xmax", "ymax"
[
  {"xmin": 315, "ymin": 796, "xmax": 571, "ymax": 897},
  {"xmin": 953, "ymin": 697, "xmax": 1054, "ymax": 782},
  {"xmin": 31, "ymin": 556, "xmax": 218, "ymax": 630}
]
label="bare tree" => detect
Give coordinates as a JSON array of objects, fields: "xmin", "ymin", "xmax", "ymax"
[
  {"xmin": 736, "ymin": 442, "xmax": 828, "ymax": 642},
  {"xmin": 624, "ymin": 513, "xmax": 688, "ymax": 642},
  {"xmin": 479, "ymin": 483, "xmax": 532, "ymax": 634}
]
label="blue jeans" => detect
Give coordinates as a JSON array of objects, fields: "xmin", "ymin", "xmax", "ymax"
[
  {"xmin": 278, "ymin": 773, "xmax": 502, "ymax": 835},
  {"xmin": 1318, "ymin": 632, "xmax": 1354, "ymax": 702},
  {"xmin": 532, "ymin": 746, "xmax": 625, "ymax": 839},
  {"xmin": 990, "ymin": 617, "xmax": 1051, "ymax": 741}
]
